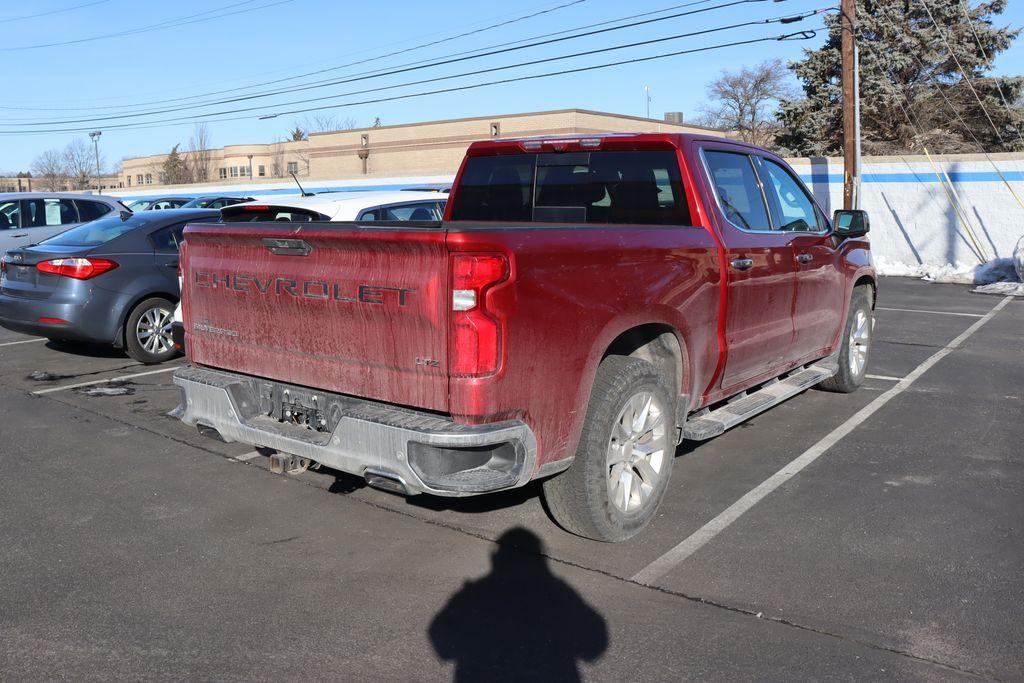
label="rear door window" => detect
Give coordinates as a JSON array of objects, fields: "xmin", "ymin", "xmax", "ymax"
[
  {"xmin": 703, "ymin": 150, "xmax": 771, "ymax": 231},
  {"xmin": 75, "ymin": 200, "xmax": 112, "ymax": 221},
  {"xmin": 21, "ymin": 198, "xmax": 80, "ymax": 227},
  {"xmin": 450, "ymin": 150, "xmax": 690, "ymax": 225}
]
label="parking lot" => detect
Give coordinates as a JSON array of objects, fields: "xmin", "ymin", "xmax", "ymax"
[{"xmin": 0, "ymin": 276, "xmax": 1020, "ymax": 681}]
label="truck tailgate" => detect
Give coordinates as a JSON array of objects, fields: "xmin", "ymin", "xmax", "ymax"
[{"xmin": 180, "ymin": 223, "xmax": 449, "ymax": 412}]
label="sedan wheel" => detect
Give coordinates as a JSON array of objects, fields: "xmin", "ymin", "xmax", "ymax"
[
  {"xmin": 124, "ymin": 297, "xmax": 179, "ymax": 364},
  {"xmin": 137, "ymin": 306, "xmax": 174, "ymax": 356}
]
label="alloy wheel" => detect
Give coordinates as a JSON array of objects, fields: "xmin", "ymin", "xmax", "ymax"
[
  {"xmin": 606, "ymin": 391, "xmax": 668, "ymax": 513},
  {"xmin": 136, "ymin": 306, "xmax": 174, "ymax": 356}
]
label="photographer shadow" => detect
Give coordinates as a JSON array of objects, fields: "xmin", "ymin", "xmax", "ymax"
[{"xmin": 429, "ymin": 528, "xmax": 608, "ymax": 682}]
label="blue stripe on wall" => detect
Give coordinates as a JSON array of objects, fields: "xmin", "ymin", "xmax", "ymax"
[
  {"xmin": 799, "ymin": 170, "xmax": 1024, "ymax": 185},
  {"xmin": 118, "ymin": 169, "xmax": 1024, "ymax": 201}
]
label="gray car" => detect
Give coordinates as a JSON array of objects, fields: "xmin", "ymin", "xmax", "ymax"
[
  {"xmin": 0, "ymin": 193, "xmax": 128, "ymax": 254},
  {"xmin": 0, "ymin": 209, "xmax": 219, "ymax": 363}
]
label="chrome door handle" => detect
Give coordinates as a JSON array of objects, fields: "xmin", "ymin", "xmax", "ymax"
[
  {"xmin": 796, "ymin": 253, "xmax": 813, "ymax": 263},
  {"xmin": 730, "ymin": 258, "xmax": 754, "ymax": 271},
  {"xmin": 12, "ymin": 233, "xmax": 27, "ymax": 238}
]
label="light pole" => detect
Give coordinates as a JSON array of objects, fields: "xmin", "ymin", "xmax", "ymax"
[
  {"xmin": 644, "ymin": 85, "xmax": 651, "ymax": 119},
  {"xmin": 89, "ymin": 131, "xmax": 102, "ymax": 191},
  {"xmin": 247, "ymin": 154, "xmax": 254, "ymax": 181}
]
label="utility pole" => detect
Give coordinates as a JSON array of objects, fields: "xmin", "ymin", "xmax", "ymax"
[
  {"xmin": 89, "ymin": 131, "xmax": 102, "ymax": 192},
  {"xmin": 644, "ymin": 85, "xmax": 651, "ymax": 119},
  {"xmin": 841, "ymin": 0, "xmax": 860, "ymax": 210},
  {"xmin": 247, "ymin": 154, "xmax": 254, "ymax": 181}
]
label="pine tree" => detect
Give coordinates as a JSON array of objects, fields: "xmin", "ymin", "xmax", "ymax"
[
  {"xmin": 777, "ymin": 0, "xmax": 1023, "ymax": 155},
  {"xmin": 161, "ymin": 144, "xmax": 190, "ymax": 185}
]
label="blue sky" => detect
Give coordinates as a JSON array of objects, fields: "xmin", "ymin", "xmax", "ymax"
[{"xmin": 1, "ymin": 0, "xmax": 1021, "ymax": 171}]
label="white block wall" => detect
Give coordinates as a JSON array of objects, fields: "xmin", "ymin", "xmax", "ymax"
[{"xmin": 788, "ymin": 155, "xmax": 1024, "ymax": 268}]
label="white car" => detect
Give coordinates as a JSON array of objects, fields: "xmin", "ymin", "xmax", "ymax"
[
  {"xmin": 169, "ymin": 189, "xmax": 448, "ymax": 351},
  {"xmin": 220, "ymin": 190, "xmax": 447, "ymax": 222}
]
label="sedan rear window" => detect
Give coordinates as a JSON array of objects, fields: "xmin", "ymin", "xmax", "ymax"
[
  {"xmin": 450, "ymin": 150, "xmax": 690, "ymax": 225},
  {"xmin": 42, "ymin": 215, "xmax": 148, "ymax": 246}
]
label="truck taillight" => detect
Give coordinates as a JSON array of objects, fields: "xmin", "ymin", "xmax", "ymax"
[
  {"xmin": 36, "ymin": 258, "xmax": 118, "ymax": 280},
  {"xmin": 450, "ymin": 254, "xmax": 508, "ymax": 377}
]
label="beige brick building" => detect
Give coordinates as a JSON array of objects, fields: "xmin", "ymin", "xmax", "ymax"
[{"xmin": 119, "ymin": 109, "xmax": 723, "ymax": 189}]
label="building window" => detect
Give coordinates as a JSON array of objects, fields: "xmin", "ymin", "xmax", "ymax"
[
  {"xmin": 229, "ymin": 166, "xmax": 238, "ymax": 177},
  {"xmin": 218, "ymin": 168, "xmax": 227, "ymax": 179},
  {"xmin": 490, "ymin": 122, "xmax": 500, "ymax": 137},
  {"xmin": 144, "ymin": 174, "xmax": 152, "ymax": 185},
  {"xmin": 258, "ymin": 165, "xmax": 265, "ymax": 177},
  {"xmin": 126, "ymin": 176, "xmax": 132, "ymax": 186},
  {"xmin": 360, "ymin": 134, "xmax": 369, "ymax": 148},
  {"xmin": 286, "ymin": 161, "xmax": 299, "ymax": 175},
  {"xmin": 137, "ymin": 174, "xmax": 143, "ymax": 185}
]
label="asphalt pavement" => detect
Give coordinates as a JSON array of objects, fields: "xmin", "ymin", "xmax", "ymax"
[{"xmin": 0, "ymin": 277, "xmax": 1020, "ymax": 681}]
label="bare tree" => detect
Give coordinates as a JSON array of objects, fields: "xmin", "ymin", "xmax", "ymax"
[
  {"xmin": 30, "ymin": 149, "xmax": 68, "ymax": 191},
  {"xmin": 695, "ymin": 60, "xmax": 795, "ymax": 147},
  {"xmin": 301, "ymin": 114, "xmax": 356, "ymax": 135},
  {"xmin": 63, "ymin": 138, "xmax": 100, "ymax": 190},
  {"xmin": 186, "ymin": 123, "xmax": 213, "ymax": 183},
  {"xmin": 270, "ymin": 142, "xmax": 285, "ymax": 178}
]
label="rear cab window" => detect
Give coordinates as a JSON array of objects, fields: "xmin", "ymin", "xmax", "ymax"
[{"xmin": 450, "ymin": 150, "xmax": 690, "ymax": 225}]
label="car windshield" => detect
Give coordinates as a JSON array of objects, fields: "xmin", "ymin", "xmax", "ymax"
[{"xmin": 41, "ymin": 214, "xmax": 147, "ymax": 246}]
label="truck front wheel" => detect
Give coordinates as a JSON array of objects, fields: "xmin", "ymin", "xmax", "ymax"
[
  {"xmin": 819, "ymin": 285, "xmax": 873, "ymax": 393},
  {"xmin": 543, "ymin": 355, "xmax": 675, "ymax": 542}
]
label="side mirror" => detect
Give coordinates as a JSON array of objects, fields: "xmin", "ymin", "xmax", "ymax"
[{"xmin": 832, "ymin": 209, "xmax": 869, "ymax": 238}]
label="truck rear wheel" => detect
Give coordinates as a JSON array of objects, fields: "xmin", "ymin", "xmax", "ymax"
[
  {"xmin": 543, "ymin": 355, "xmax": 675, "ymax": 542},
  {"xmin": 819, "ymin": 286, "xmax": 873, "ymax": 393}
]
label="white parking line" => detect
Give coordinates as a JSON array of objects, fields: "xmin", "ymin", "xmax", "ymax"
[
  {"xmin": 877, "ymin": 306, "xmax": 984, "ymax": 318},
  {"xmin": 31, "ymin": 365, "xmax": 182, "ymax": 396},
  {"xmin": 865, "ymin": 374, "xmax": 903, "ymax": 381},
  {"xmin": 632, "ymin": 296, "xmax": 1014, "ymax": 586},
  {"xmin": 0, "ymin": 338, "xmax": 46, "ymax": 348}
]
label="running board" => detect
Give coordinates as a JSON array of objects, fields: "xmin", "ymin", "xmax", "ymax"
[{"xmin": 682, "ymin": 363, "xmax": 837, "ymax": 441}]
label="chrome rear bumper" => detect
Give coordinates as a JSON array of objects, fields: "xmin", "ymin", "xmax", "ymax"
[{"xmin": 172, "ymin": 365, "xmax": 537, "ymax": 497}]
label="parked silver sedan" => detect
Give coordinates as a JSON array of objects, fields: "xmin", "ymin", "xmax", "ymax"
[{"xmin": 0, "ymin": 193, "xmax": 129, "ymax": 253}]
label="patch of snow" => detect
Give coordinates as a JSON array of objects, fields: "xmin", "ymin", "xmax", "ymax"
[
  {"xmin": 79, "ymin": 384, "xmax": 134, "ymax": 397},
  {"xmin": 971, "ymin": 281, "xmax": 1024, "ymax": 297},
  {"xmin": 875, "ymin": 256, "xmax": 1020, "ymax": 285},
  {"xmin": 27, "ymin": 370, "xmax": 72, "ymax": 382}
]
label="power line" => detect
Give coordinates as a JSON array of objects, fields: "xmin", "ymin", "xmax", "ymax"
[
  {"xmin": 3, "ymin": 0, "xmax": 783, "ymax": 127},
  {"xmin": 0, "ymin": 0, "xmax": 110, "ymax": 24},
  {"xmin": 0, "ymin": 28, "xmax": 820, "ymax": 136},
  {"xmin": 0, "ymin": 0, "xmax": 594, "ymax": 111},
  {"xmin": 0, "ymin": 0, "xmax": 291, "ymax": 52}
]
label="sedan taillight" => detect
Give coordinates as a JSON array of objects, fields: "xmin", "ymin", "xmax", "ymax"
[{"xmin": 36, "ymin": 258, "xmax": 118, "ymax": 280}]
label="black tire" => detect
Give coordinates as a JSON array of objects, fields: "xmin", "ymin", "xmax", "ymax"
[
  {"xmin": 543, "ymin": 355, "xmax": 676, "ymax": 542},
  {"xmin": 124, "ymin": 297, "xmax": 179, "ymax": 364},
  {"xmin": 819, "ymin": 286, "xmax": 873, "ymax": 393}
]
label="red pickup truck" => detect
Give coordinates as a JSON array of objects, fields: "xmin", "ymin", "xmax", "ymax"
[{"xmin": 173, "ymin": 133, "xmax": 874, "ymax": 541}]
